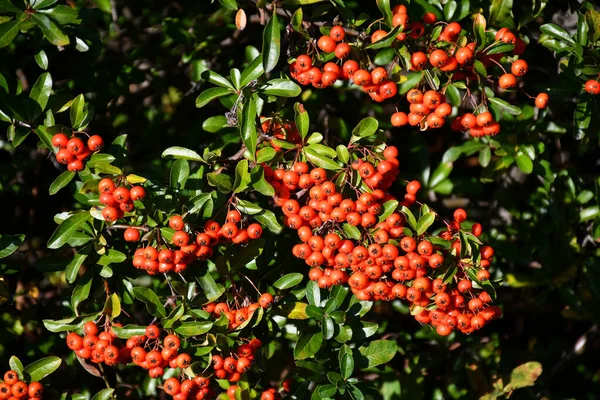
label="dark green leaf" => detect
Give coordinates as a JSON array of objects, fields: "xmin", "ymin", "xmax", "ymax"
[
  {"xmin": 90, "ymin": 389, "xmax": 114, "ymax": 400},
  {"xmin": 132, "ymin": 287, "xmax": 167, "ymax": 318},
  {"xmin": 416, "ymin": 212, "xmax": 435, "ymax": 236},
  {"xmin": 376, "ymin": 0, "xmax": 392, "ymax": 26},
  {"xmin": 294, "ymin": 328, "xmax": 323, "ymax": 359},
  {"xmin": 23, "ymin": 357, "xmax": 61, "ymax": 382},
  {"xmin": 170, "ymin": 159, "xmax": 189, "ymax": 189},
  {"xmin": 65, "ymin": 247, "xmax": 89, "ymax": 283},
  {"xmin": 9, "ymin": 356, "xmax": 23, "ymax": 379},
  {"xmin": 342, "ymin": 223, "xmax": 361, "ymax": 240},
  {"xmin": 256, "ymin": 147, "xmax": 276, "ymax": 163},
  {"xmin": 0, "ymin": 234, "xmax": 25, "ymax": 258},
  {"xmin": 0, "ymin": 20, "xmax": 21, "ymax": 48},
  {"xmin": 352, "ymin": 117, "xmax": 378, "ymax": 137},
  {"xmin": 304, "ymin": 147, "xmax": 341, "ymax": 170},
  {"xmin": 71, "ymin": 273, "xmax": 92, "ymax": 312},
  {"xmin": 366, "ymin": 26, "xmax": 401, "ymax": 50},
  {"xmin": 294, "ymin": 102, "xmax": 309, "ymax": 139},
  {"xmin": 240, "ymin": 98, "xmax": 257, "ymax": 160},
  {"xmin": 49, "ymin": 170, "xmax": 75, "ymax": 195},
  {"xmin": 305, "ymin": 280, "xmax": 320, "ymax": 306},
  {"xmin": 262, "ymin": 12, "xmax": 280, "ymax": 73},
  {"xmin": 195, "ymin": 87, "xmax": 233, "ymax": 108},
  {"xmin": 261, "ymin": 79, "xmax": 301, "ymax": 97},
  {"xmin": 377, "ymin": 200, "xmax": 399, "ymax": 223},
  {"xmin": 162, "ymin": 146, "xmax": 204, "ymax": 162},
  {"xmin": 200, "ymin": 70, "xmax": 234, "ymax": 89},
  {"xmin": 274, "ymin": 273, "xmax": 304, "ymax": 290},
  {"xmin": 339, "ymin": 345, "xmax": 354, "ymax": 380},
  {"xmin": 446, "ymin": 84, "xmax": 461, "ymax": 107},
  {"xmin": 515, "ymin": 150, "xmax": 533, "ymax": 174},
  {"xmin": 540, "ymin": 23, "xmax": 576, "ymax": 45},
  {"xmin": 357, "ymin": 340, "xmax": 397, "ymax": 368},
  {"xmin": 174, "ymin": 321, "xmax": 213, "ymax": 336},
  {"xmin": 47, "ymin": 212, "xmax": 91, "ymax": 249},
  {"xmin": 489, "ymin": 0, "xmax": 515, "ymax": 29},
  {"xmin": 240, "ymin": 55, "xmax": 264, "ymax": 87},
  {"xmin": 31, "ymin": 14, "xmax": 69, "ymax": 46}
]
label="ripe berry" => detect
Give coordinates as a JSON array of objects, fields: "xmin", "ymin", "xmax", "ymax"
[
  {"xmin": 130, "ymin": 186, "xmax": 146, "ymax": 200},
  {"xmin": 429, "ymin": 49, "xmax": 449, "ymax": 67},
  {"xmin": 87, "ymin": 135, "xmax": 104, "ymax": 151},
  {"xmin": 330, "ymin": 25, "xmax": 345, "ymax": 42},
  {"xmin": 169, "ymin": 215, "xmax": 184, "ymax": 230},
  {"xmin": 584, "ymin": 80, "xmax": 600, "ymax": 94},
  {"xmin": 411, "ymin": 51, "xmax": 427, "ymax": 70},
  {"xmin": 511, "ymin": 59, "xmax": 528, "ymax": 76},
  {"xmin": 317, "ymin": 36, "xmax": 336, "ymax": 52},
  {"xmin": 334, "ymin": 42, "xmax": 351, "ymax": 59},
  {"xmin": 455, "ymin": 47, "xmax": 474, "ymax": 65},
  {"xmin": 476, "ymin": 112, "xmax": 493, "ymax": 127},
  {"xmin": 52, "ymin": 133, "xmax": 69, "ymax": 148},
  {"xmin": 371, "ymin": 29, "xmax": 388, "ymax": 43},
  {"xmin": 259, "ymin": 292, "xmax": 274, "ymax": 308},
  {"xmin": 535, "ymin": 93, "xmax": 549, "ymax": 109},
  {"xmin": 498, "ymin": 73, "xmax": 517, "ymax": 89},
  {"xmin": 66, "ymin": 137, "xmax": 85, "ymax": 155},
  {"xmin": 423, "ymin": 12, "xmax": 437, "ymax": 24}
]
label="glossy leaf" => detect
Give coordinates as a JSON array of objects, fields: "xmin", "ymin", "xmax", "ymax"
[
  {"xmin": 23, "ymin": 357, "xmax": 61, "ymax": 382},
  {"xmin": 262, "ymin": 11, "xmax": 280, "ymax": 73}
]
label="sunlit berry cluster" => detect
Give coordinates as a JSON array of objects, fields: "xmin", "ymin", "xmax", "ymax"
[
  {"xmin": 0, "ymin": 369, "xmax": 44, "ymax": 399},
  {"xmin": 51, "ymin": 133, "xmax": 104, "ymax": 171},
  {"xmin": 210, "ymin": 339, "xmax": 263, "ymax": 399},
  {"xmin": 97, "ymin": 178, "xmax": 146, "ymax": 222}
]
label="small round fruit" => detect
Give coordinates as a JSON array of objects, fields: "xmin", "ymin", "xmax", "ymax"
[
  {"xmin": 317, "ymin": 35, "xmax": 336, "ymax": 52},
  {"xmin": 66, "ymin": 137, "xmax": 85, "ymax": 155},
  {"xmin": 259, "ymin": 292, "xmax": 274, "ymax": 308},
  {"xmin": 124, "ymin": 227, "xmax": 140, "ymax": 242},
  {"xmin": 429, "ymin": 49, "xmax": 449, "ymax": 67},
  {"xmin": 585, "ymin": 80, "xmax": 600, "ymax": 95},
  {"xmin": 130, "ymin": 186, "xmax": 146, "ymax": 201},
  {"xmin": 52, "ymin": 133, "xmax": 69, "ymax": 148},
  {"xmin": 498, "ymin": 73, "xmax": 517, "ymax": 89},
  {"xmin": 87, "ymin": 135, "xmax": 104, "ymax": 151},
  {"xmin": 535, "ymin": 93, "xmax": 549, "ymax": 109},
  {"xmin": 330, "ymin": 25, "xmax": 345, "ymax": 42},
  {"xmin": 511, "ymin": 59, "xmax": 528, "ymax": 76},
  {"xmin": 391, "ymin": 112, "xmax": 408, "ymax": 127}
]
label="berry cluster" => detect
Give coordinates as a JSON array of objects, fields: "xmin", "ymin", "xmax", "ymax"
[
  {"xmin": 130, "ymin": 214, "xmax": 263, "ymax": 275},
  {"xmin": 51, "ymin": 133, "xmax": 104, "ymax": 171},
  {"xmin": 261, "ymin": 117, "xmax": 302, "ymax": 151},
  {"xmin": 66, "ymin": 321, "xmax": 128, "ymax": 366},
  {"xmin": 210, "ymin": 338, "xmax": 263, "ymax": 396},
  {"xmin": 0, "ymin": 370, "xmax": 44, "ymax": 399},
  {"xmin": 98, "ymin": 178, "xmax": 146, "ymax": 222},
  {"xmin": 263, "ymin": 140, "xmax": 500, "ymax": 335},
  {"xmin": 289, "ymin": 7, "xmax": 548, "ymax": 137},
  {"xmin": 202, "ymin": 292, "xmax": 273, "ymax": 330}
]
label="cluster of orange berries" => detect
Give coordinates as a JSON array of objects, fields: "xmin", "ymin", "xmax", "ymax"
[
  {"xmin": 51, "ymin": 133, "xmax": 104, "ymax": 172},
  {"xmin": 97, "ymin": 178, "xmax": 146, "ymax": 223},
  {"xmin": 263, "ymin": 139, "xmax": 500, "ymax": 335},
  {"xmin": 129, "ymin": 214, "xmax": 263, "ymax": 275},
  {"xmin": 289, "ymin": 28, "xmax": 398, "ymax": 101},
  {"xmin": 202, "ymin": 293, "xmax": 273, "ymax": 330},
  {"xmin": 210, "ymin": 339, "xmax": 263, "ymax": 398},
  {"xmin": 66, "ymin": 321, "xmax": 129, "ymax": 365},
  {"xmin": 0, "ymin": 369, "xmax": 44, "ymax": 400}
]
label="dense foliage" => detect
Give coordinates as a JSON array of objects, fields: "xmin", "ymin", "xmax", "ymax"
[{"xmin": 1, "ymin": 0, "xmax": 599, "ymax": 399}]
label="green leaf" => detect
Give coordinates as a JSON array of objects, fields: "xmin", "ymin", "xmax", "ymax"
[
  {"xmin": 473, "ymin": 60, "xmax": 487, "ymax": 78},
  {"xmin": 240, "ymin": 98, "xmax": 257, "ymax": 160},
  {"xmin": 254, "ymin": 209, "xmax": 282, "ymax": 233},
  {"xmin": 102, "ymin": 293, "xmax": 121, "ymax": 319},
  {"xmin": 336, "ymin": 145, "xmax": 350, "ymax": 164},
  {"xmin": 34, "ymin": 50, "xmax": 49, "ymax": 69},
  {"xmin": 489, "ymin": 0, "xmax": 514, "ymax": 29},
  {"xmin": 304, "ymin": 147, "xmax": 341, "ymax": 170},
  {"xmin": 71, "ymin": 273, "xmax": 92, "ymax": 312},
  {"xmin": 91, "ymin": 389, "xmax": 114, "ymax": 400},
  {"xmin": 479, "ymin": 146, "xmax": 491, "ymax": 167},
  {"xmin": 342, "ymin": 223, "xmax": 361, "ymax": 240},
  {"xmin": 197, "ymin": 269, "xmax": 226, "ymax": 303},
  {"xmin": 398, "ymin": 72, "xmax": 422, "ymax": 96},
  {"xmin": 573, "ymin": 96, "xmax": 591, "ymax": 139},
  {"xmin": 473, "ymin": 13, "xmax": 487, "ymax": 49},
  {"xmin": 202, "ymin": 115, "xmax": 228, "ymax": 133},
  {"xmin": 261, "ymin": 79, "xmax": 301, "ymax": 97},
  {"xmin": 446, "ymin": 84, "xmax": 461, "ymax": 107},
  {"xmin": 401, "ymin": 206, "xmax": 417, "ymax": 230},
  {"xmin": 47, "ymin": 212, "xmax": 91, "ymax": 249},
  {"xmin": 31, "ymin": 13, "xmax": 69, "ymax": 46},
  {"xmin": 23, "ymin": 357, "xmax": 62, "ymax": 382},
  {"xmin": 9, "ymin": 356, "xmax": 23, "ymax": 379},
  {"xmin": 42, "ymin": 312, "xmax": 99, "ymax": 332},
  {"xmin": 294, "ymin": 102, "xmax": 309, "ymax": 139},
  {"xmin": 162, "ymin": 146, "xmax": 204, "ymax": 162},
  {"xmin": 429, "ymin": 162, "xmax": 453, "ymax": 189},
  {"xmin": 318, "ymin": 384, "xmax": 337, "ymax": 397},
  {"xmin": 339, "ymin": 345, "xmax": 354, "ymax": 380},
  {"xmin": 486, "ymin": 42, "xmax": 515, "ymax": 55},
  {"xmin": 322, "ymin": 316, "xmax": 335, "ymax": 340},
  {"xmin": 515, "ymin": 150, "xmax": 533, "ymax": 174},
  {"xmin": 29, "ymin": 72, "xmax": 52, "ymax": 110},
  {"xmin": 377, "ymin": 200, "xmax": 399, "ymax": 223},
  {"xmin": 195, "ymin": 87, "xmax": 233, "ymax": 108},
  {"xmin": 488, "ymin": 97, "xmax": 522, "ymax": 116},
  {"xmin": 65, "ymin": 247, "xmax": 89, "ymax": 283},
  {"xmin": 240, "ymin": 55, "xmax": 264, "ymax": 87},
  {"xmin": 219, "ymin": 0, "xmax": 237, "ymax": 11},
  {"xmin": 200, "ymin": 70, "xmax": 235, "ymax": 90},
  {"xmin": 305, "ymin": 280, "xmax": 320, "ymax": 306},
  {"xmin": 294, "ymin": 328, "xmax": 323, "ymax": 360},
  {"xmin": 274, "ymin": 273, "xmax": 303, "ymax": 290},
  {"xmin": 376, "ymin": 0, "xmax": 393, "ymax": 26},
  {"xmin": 262, "ymin": 11, "xmax": 280, "ymax": 73},
  {"xmin": 174, "ymin": 321, "xmax": 213, "ymax": 336},
  {"xmin": 540, "ymin": 23, "xmax": 576, "ymax": 45},
  {"xmin": 233, "ymin": 159, "xmax": 251, "ymax": 193},
  {"xmin": 416, "ymin": 212, "xmax": 435, "ymax": 236},
  {"xmin": 357, "ymin": 340, "xmax": 397, "ymax": 368},
  {"xmin": 69, "ymin": 94, "xmax": 85, "ymax": 129},
  {"xmin": 352, "ymin": 117, "xmax": 378, "ymax": 138},
  {"xmin": 256, "ymin": 147, "xmax": 276, "ymax": 163},
  {"xmin": 170, "ymin": 159, "xmax": 189, "ymax": 189},
  {"xmin": 0, "ymin": 234, "xmax": 25, "ymax": 258},
  {"xmin": 111, "ymin": 324, "xmax": 148, "ymax": 339},
  {"xmin": 132, "ymin": 287, "xmax": 167, "ymax": 318},
  {"xmin": 49, "ymin": 170, "xmax": 75, "ymax": 195},
  {"xmin": 0, "ymin": 20, "xmax": 21, "ymax": 48}
]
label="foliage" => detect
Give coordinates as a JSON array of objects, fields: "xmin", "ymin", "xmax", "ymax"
[{"xmin": 1, "ymin": 0, "xmax": 600, "ymax": 399}]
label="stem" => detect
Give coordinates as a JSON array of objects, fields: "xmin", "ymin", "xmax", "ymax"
[{"xmin": 98, "ymin": 363, "xmax": 111, "ymax": 389}]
